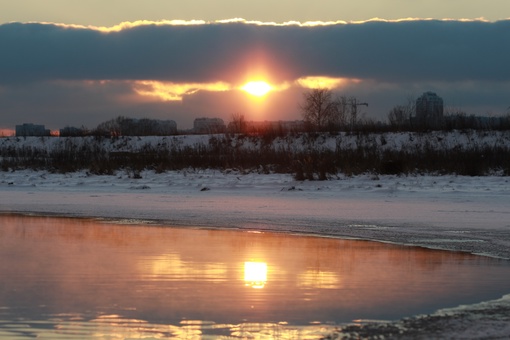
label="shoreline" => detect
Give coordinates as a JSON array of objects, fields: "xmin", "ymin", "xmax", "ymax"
[
  {"xmin": 1, "ymin": 169, "xmax": 509, "ymax": 259},
  {"xmin": 3, "ymin": 209, "xmax": 509, "ymax": 261}
]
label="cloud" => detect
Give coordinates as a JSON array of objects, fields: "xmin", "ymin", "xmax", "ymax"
[
  {"xmin": 296, "ymin": 77, "xmax": 362, "ymax": 90},
  {"xmin": 133, "ymin": 80, "xmax": 232, "ymax": 101},
  {"xmin": 1, "ymin": 19, "xmax": 509, "ymax": 85}
]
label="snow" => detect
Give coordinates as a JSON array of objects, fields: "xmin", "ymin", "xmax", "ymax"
[
  {"xmin": 1, "ymin": 132, "xmax": 510, "ymax": 338},
  {"xmin": 2, "ymin": 170, "xmax": 509, "ymax": 256},
  {"xmin": 2, "ymin": 130, "xmax": 510, "ymax": 154}
]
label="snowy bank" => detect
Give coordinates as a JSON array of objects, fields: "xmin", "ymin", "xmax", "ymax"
[
  {"xmin": 1, "ymin": 169, "xmax": 509, "ymax": 258},
  {"xmin": 2, "ymin": 131, "xmax": 510, "ymax": 176}
]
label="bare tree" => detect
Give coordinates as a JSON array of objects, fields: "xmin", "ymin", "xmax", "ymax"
[
  {"xmin": 300, "ymin": 88, "xmax": 338, "ymax": 130},
  {"xmin": 388, "ymin": 96, "xmax": 415, "ymax": 130},
  {"xmin": 388, "ymin": 106, "xmax": 409, "ymax": 129},
  {"xmin": 228, "ymin": 112, "xmax": 246, "ymax": 133},
  {"xmin": 332, "ymin": 96, "xmax": 349, "ymax": 128},
  {"xmin": 301, "ymin": 89, "xmax": 369, "ymax": 131}
]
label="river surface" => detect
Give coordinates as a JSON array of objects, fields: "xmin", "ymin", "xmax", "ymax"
[{"xmin": 1, "ymin": 214, "xmax": 509, "ymax": 339}]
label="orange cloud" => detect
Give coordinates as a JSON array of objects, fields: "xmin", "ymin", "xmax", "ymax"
[
  {"xmin": 133, "ymin": 80, "xmax": 232, "ymax": 101},
  {"xmin": 296, "ymin": 76, "xmax": 362, "ymax": 90}
]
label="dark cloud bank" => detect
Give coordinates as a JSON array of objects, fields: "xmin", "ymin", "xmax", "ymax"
[
  {"xmin": 0, "ymin": 20, "xmax": 509, "ymax": 129},
  {"xmin": 1, "ymin": 20, "xmax": 509, "ymax": 83}
]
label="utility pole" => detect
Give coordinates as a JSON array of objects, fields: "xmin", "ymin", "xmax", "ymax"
[{"xmin": 350, "ymin": 98, "xmax": 368, "ymax": 128}]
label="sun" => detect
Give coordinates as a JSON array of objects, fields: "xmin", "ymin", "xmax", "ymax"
[{"xmin": 241, "ymin": 81, "xmax": 272, "ymax": 97}]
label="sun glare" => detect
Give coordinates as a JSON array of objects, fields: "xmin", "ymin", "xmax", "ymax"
[
  {"xmin": 244, "ymin": 262, "xmax": 267, "ymax": 289},
  {"xmin": 241, "ymin": 81, "xmax": 272, "ymax": 97}
]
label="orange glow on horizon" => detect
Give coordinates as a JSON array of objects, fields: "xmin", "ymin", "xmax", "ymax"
[{"xmin": 0, "ymin": 129, "xmax": 15, "ymax": 137}]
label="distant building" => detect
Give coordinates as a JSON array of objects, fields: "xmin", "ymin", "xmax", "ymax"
[
  {"xmin": 415, "ymin": 92, "xmax": 444, "ymax": 128},
  {"xmin": 15, "ymin": 123, "xmax": 51, "ymax": 137},
  {"xmin": 193, "ymin": 118, "xmax": 226, "ymax": 134}
]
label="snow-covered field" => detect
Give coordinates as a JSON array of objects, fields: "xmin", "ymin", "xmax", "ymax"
[
  {"xmin": 2, "ymin": 130, "xmax": 510, "ymax": 153},
  {"xmin": 1, "ymin": 167, "xmax": 510, "ymax": 339}
]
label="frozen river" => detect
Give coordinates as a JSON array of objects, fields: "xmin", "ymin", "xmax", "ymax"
[
  {"xmin": 1, "ymin": 214, "xmax": 510, "ymax": 339},
  {"xmin": 1, "ymin": 170, "xmax": 510, "ymax": 338}
]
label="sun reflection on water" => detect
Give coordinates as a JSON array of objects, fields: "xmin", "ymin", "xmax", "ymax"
[
  {"xmin": 0, "ymin": 313, "xmax": 332, "ymax": 340},
  {"xmin": 297, "ymin": 270, "xmax": 342, "ymax": 289},
  {"xmin": 244, "ymin": 261, "xmax": 268, "ymax": 289},
  {"xmin": 141, "ymin": 253, "xmax": 228, "ymax": 281}
]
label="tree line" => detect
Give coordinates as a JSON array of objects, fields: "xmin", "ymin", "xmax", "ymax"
[
  {"xmin": 56, "ymin": 89, "xmax": 510, "ymax": 138},
  {"xmin": 60, "ymin": 116, "xmax": 177, "ymax": 137},
  {"xmin": 300, "ymin": 88, "xmax": 510, "ymax": 132}
]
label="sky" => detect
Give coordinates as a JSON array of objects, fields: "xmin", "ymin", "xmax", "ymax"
[{"xmin": 0, "ymin": 1, "xmax": 509, "ymax": 131}]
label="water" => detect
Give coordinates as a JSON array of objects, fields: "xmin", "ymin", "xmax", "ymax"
[{"xmin": 1, "ymin": 214, "xmax": 509, "ymax": 339}]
